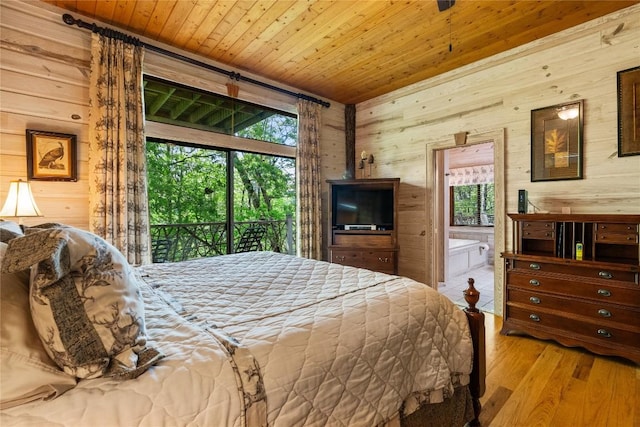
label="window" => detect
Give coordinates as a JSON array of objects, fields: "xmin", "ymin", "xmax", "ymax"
[
  {"xmin": 143, "ymin": 76, "xmax": 297, "ymax": 262},
  {"xmin": 143, "ymin": 76, "xmax": 296, "ymax": 145},
  {"xmin": 146, "ymin": 141, "xmax": 228, "ymax": 226},
  {"xmin": 450, "ymin": 184, "xmax": 494, "ymax": 226}
]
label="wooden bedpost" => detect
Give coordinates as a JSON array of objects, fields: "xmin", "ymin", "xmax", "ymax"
[{"xmin": 463, "ymin": 278, "xmax": 486, "ymax": 427}]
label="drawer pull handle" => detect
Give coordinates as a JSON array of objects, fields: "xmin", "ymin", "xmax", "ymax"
[
  {"xmin": 529, "ymin": 314, "xmax": 540, "ymax": 322},
  {"xmin": 529, "ymin": 263, "xmax": 540, "ymax": 270},
  {"xmin": 529, "ymin": 279, "xmax": 540, "ymax": 286},
  {"xmin": 378, "ymin": 257, "xmax": 390, "ymax": 263},
  {"xmin": 597, "ymin": 289, "xmax": 611, "ymax": 297},
  {"xmin": 598, "ymin": 309, "xmax": 612, "ymax": 318},
  {"xmin": 598, "ymin": 271, "xmax": 612, "ymax": 279},
  {"xmin": 597, "ymin": 329, "xmax": 612, "ymax": 338},
  {"xmin": 336, "ymin": 256, "xmax": 345, "ymax": 262},
  {"xmin": 529, "ymin": 296, "xmax": 541, "ymax": 304}
]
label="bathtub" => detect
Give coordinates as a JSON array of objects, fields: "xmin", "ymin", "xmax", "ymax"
[{"xmin": 447, "ymin": 238, "xmax": 489, "ymax": 280}]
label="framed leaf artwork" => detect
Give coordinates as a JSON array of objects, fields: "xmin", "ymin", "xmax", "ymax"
[{"xmin": 530, "ymin": 100, "xmax": 583, "ymax": 182}]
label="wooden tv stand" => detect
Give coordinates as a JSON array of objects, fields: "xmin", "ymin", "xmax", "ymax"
[{"xmin": 328, "ymin": 178, "xmax": 399, "ymax": 274}]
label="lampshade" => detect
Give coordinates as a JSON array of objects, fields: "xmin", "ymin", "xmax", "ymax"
[{"xmin": 0, "ymin": 179, "xmax": 43, "ymax": 221}]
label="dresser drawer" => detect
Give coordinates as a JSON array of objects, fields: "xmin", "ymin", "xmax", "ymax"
[
  {"xmin": 507, "ymin": 271, "xmax": 640, "ymax": 307},
  {"xmin": 362, "ymin": 250, "xmax": 395, "ymax": 270},
  {"xmin": 330, "ymin": 249, "xmax": 396, "ymax": 274},
  {"xmin": 331, "ymin": 250, "xmax": 359, "ymax": 266},
  {"xmin": 521, "ymin": 221, "xmax": 555, "ymax": 240},
  {"xmin": 506, "ymin": 305, "xmax": 640, "ymax": 348},
  {"xmin": 595, "ymin": 222, "xmax": 639, "ymax": 245},
  {"xmin": 595, "ymin": 232, "xmax": 639, "ymax": 245},
  {"xmin": 507, "ymin": 287, "xmax": 640, "ymax": 325},
  {"xmin": 511, "ymin": 259, "xmax": 638, "ymax": 283},
  {"xmin": 595, "ymin": 223, "xmax": 639, "ymax": 234},
  {"xmin": 522, "ymin": 221, "xmax": 555, "ymax": 231},
  {"xmin": 522, "ymin": 229, "xmax": 555, "ymax": 240},
  {"xmin": 360, "ymin": 250, "xmax": 395, "ymax": 273}
]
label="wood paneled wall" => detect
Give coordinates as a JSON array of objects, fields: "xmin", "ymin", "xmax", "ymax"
[
  {"xmin": 1, "ymin": 1, "xmax": 90, "ymax": 229},
  {"xmin": 0, "ymin": 0, "xmax": 346, "ymax": 259},
  {"xmin": 356, "ymin": 5, "xmax": 640, "ymax": 312}
]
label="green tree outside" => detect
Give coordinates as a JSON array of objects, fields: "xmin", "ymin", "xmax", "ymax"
[
  {"xmin": 451, "ymin": 183, "xmax": 495, "ymax": 226},
  {"xmin": 146, "ymin": 115, "xmax": 297, "ymax": 226}
]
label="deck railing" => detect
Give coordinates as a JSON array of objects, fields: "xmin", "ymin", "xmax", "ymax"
[{"xmin": 150, "ymin": 215, "xmax": 294, "ymax": 263}]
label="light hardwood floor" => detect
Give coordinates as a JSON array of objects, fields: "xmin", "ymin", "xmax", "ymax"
[{"xmin": 479, "ymin": 314, "xmax": 639, "ymax": 427}]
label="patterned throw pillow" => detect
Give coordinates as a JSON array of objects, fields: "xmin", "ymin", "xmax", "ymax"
[
  {"xmin": 0, "ymin": 242, "xmax": 77, "ymax": 409},
  {"xmin": 2, "ymin": 226, "xmax": 164, "ymax": 379},
  {"xmin": 0, "ymin": 220, "xmax": 24, "ymax": 243}
]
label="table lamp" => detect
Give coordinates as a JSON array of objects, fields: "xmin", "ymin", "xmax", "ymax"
[{"xmin": 0, "ymin": 179, "xmax": 43, "ymax": 225}]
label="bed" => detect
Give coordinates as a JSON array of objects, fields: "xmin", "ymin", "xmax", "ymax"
[{"xmin": 0, "ymin": 222, "xmax": 485, "ymax": 426}]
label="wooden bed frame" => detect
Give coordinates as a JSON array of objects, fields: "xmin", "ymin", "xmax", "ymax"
[{"xmin": 463, "ymin": 278, "xmax": 486, "ymax": 426}]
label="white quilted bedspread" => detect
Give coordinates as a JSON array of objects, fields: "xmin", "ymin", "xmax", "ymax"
[{"xmin": 1, "ymin": 252, "xmax": 472, "ymax": 427}]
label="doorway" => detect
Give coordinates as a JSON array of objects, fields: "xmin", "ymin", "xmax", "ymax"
[
  {"xmin": 425, "ymin": 129, "xmax": 505, "ymax": 316},
  {"xmin": 437, "ymin": 143, "xmax": 495, "ymax": 313}
]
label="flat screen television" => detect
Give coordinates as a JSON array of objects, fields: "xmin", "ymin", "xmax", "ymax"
[{"xmin": 332, "ymin": 186, "xmax": 394, "ymax": 230}]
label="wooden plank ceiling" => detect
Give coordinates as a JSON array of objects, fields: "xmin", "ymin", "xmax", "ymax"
[{"xmin": 44, "ymin": 0, "xmax": 636, "ymax": 105}]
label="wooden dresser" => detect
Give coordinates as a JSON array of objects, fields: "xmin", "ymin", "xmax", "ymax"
[
  {"xmin": 328, "ymin": 178, "xmax": 399, "ymax": 274},
  {"xmin": 502, "ymin": 214, "xmax": 640, "ymax": 364}
]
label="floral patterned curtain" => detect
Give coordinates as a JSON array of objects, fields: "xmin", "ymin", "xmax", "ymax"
[
  {"xmin": 88, "ymin": 33, "xmax": 151, "ymax": 265},
  {"xmin": 296, "ymin": 100, "xmax": 322, "ymax": 260}
]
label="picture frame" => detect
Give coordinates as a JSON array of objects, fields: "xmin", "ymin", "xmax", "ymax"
[
  {"xmin": 26, "ymin": 129, "xmax": 77, "ymax": 181},
  {"xmin": 617, "ymin": 66, "xmax": 640, "ymax": 157},
  {"xmin": 530, "ymin": 100, "xmax": 584, "ymax": 182}
]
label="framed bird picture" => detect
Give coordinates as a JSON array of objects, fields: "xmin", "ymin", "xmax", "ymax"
[{"xmin": 26, "ymin": 129, "xmax": 77, "ymax": 181}]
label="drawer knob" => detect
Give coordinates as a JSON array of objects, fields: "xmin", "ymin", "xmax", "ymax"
[
  {"xmin": 597, "ymin": 329, "xmax": 612, "ymax": 338},
  {"xmin": 529, "ymin": 296, "xmax": 541, "ymax": 304},
  {"xmin": 529, "ymin": 263, "xmax": 540, "ymax": 270},
  {"xmin": 598, "ymin": 309, "xmax": 612, "ymax": 318},
  {"xmin": 529, "ymin": 314, "xmax": 540, "ymax": 322},
  {"xmin": 598, "ymin": 271, "xmax": 612, "ymax": 279},
  {"xmin": 336, "ymin": 256, "xmax": 345, "ymax": 262},
  {"xmin": 597, "ymin": 289, "xmax": 611, "ymax": 297},
  {"xmin": 529, "ymin": 279, "xmax": 540, "ymax": 286},
  {"xmin": 378, "ymin": 257, "xmax": 390, "ymax": 263}
]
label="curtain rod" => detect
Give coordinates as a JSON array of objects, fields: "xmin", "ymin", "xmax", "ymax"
[{"xmin": 62, "ymin": 14, "xmax": 330, "ymax": 108}]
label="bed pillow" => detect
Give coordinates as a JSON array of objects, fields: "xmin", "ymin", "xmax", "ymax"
[
  {"xmin": 0, "ymin": 220, "xmax": 23, "ymax": 243},
  {"xmin": 2, "ymin": 227, "xmax": 164, "ymax": 379},
  {"xmin": 0, "ymin": 242, "xmax": 77, "ymax": 409}
]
